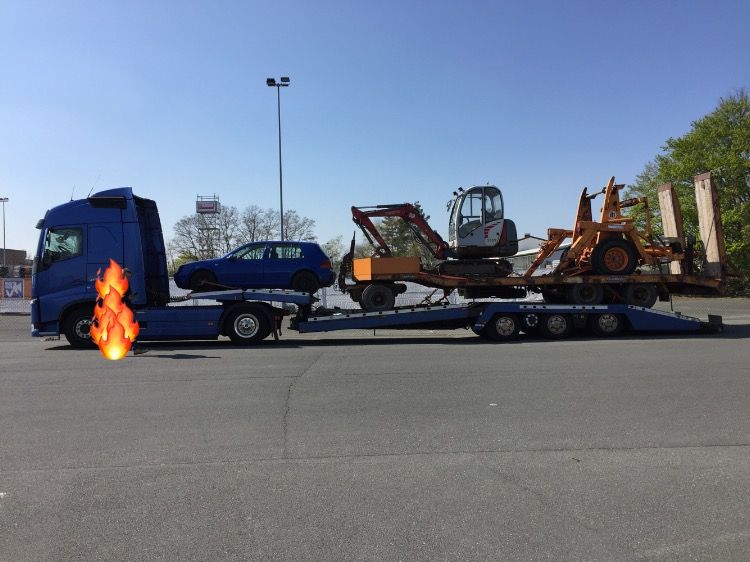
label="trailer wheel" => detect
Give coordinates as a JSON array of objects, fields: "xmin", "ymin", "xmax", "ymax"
[
  {"xmin": 360, "ymin": 284, "xmax": 396, "ymax": 312},
  {"xmin": 589, "ymin": 313, "xmax": 625, "ymax": 337},
  {"xmin": 591, "ymin": 239, "xmax": 637, "ymax": 275},
  {"xmin": 63, "ymin": 306, "xmax": 96, "ymax": 348},
  {"xmin": 484, "ymin": 313, "xmax": 520, "ymax": 341},
  {"xmin": 621, "ymin": 284, "xmax": 658, "ymax": 308},
  {"xmin": 541, "ymin": 287, "xmax": 565, "ymax": 303},
  {"xmin": 565, "ymin": 283, "xmax": 604, "ymax": 305},
  {"xmin": 291, "ymin": 271, "xmax": 320, "ymax": 294},
  {"xmin": 539, "ymin": 313, "xmax": 574, "ymax": 339},
  {"xmin": 224, "ymin": 306, "xmax": 271, "ymax": 344},
  {"xmin": 520, "ymin": 313, "xmax": 540, "ymax": 335},
  {"xmin": 189, "ymin": 270, "xmax": 217, "ymax": 292}
]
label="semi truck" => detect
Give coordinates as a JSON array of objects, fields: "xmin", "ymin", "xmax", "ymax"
[{"xmin": 32, "ymin": 187, "xmax": 723, "ymax": 348}]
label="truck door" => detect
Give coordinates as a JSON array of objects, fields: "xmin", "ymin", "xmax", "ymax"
[{"xmin": 34, "ymin": 226, "xmax": 87, "ymax": 322}]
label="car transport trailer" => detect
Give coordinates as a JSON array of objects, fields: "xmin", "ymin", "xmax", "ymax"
[{"xmin": 123, "ymin": 288, "xmax": 723, "ymax": 345}]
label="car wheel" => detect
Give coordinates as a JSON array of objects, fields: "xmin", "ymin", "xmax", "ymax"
[
  {"xmin": 360, "ymin": 284, "xmax": 396, "ymax": 312},
  {"xmin": 189, "ymin": 270, "xmax": 216, "ymax": 292},
  {"xmin": 291, "ymin": 271, "xmax": 320, "ymax": 294},
  {"xmin": 224, "ymin": 306, "xmax": 271, "ymax": 344},
  {"xmin": 63, "ymin": 306, "xmax": 96, "ymax": 348}
]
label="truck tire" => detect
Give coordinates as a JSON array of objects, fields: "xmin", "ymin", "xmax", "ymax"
[
  {"xmin": 589, "ymin": 313, "xmax": 625, "ymax": 337},
  {"xmin": 565, "ymin": 283, "xmax": 604, "ymax": 305},
  {"xmin": 591, "ymin": 239, "xmax": 637, "ymax": 275},
  {"xmin": 63, "ymin": 306, "xmax": 96, "ymax": 348},
  {"xmin": 621, "ymin": 284, "xmax": 658, "ymax": 308},
  {"xmin": 291, "ymin": 271, "xmax": 320, "ymax": 294},
  {"xmin": 541, "ymin": 288, "xmax": 566, "ymax": 304},
  {"xmin": 360, "ymin": 284, "xmax": 396, "ymax": 312},
  {"xmin": 224, "ymin": 305, "xmax": 271, "ymax": 344},
  {"xmin": 483, "ymin": 313, "xmax": 520, "ymax": 341},
  {"xmin": 189, "ymin": 270, "xmax": 217, "ymax": 292},
  {"xmin": 539, "ymin": 313, "xmax": 574, "ymax": 339}
]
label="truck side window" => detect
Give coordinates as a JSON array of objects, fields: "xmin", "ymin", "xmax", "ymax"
[{"xmin": 44, "ymin": 228, "xmax": 83, "ymax": 263}]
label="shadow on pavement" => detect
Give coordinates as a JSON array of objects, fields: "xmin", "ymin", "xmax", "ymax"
[{"xmin": 41, "ymin": 323, "xmax": 750, "ymax": 352}]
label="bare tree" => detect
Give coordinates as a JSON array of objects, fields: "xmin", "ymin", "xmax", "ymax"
[
  {"xmin": 241, "ymin": 205, "xmax": 279, "ymax": 242},
  {"xmin": 171, "ymin": 205, "xmax": 241, "ymax": 260},
  {"xmin": 284, "ymin": 210, "xmax": 316, "ymax": 241}
]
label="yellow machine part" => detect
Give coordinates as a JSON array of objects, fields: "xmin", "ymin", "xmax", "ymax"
[{"xmin": 353, "ymin": 256, "xmax": 421, "ymax": 281}]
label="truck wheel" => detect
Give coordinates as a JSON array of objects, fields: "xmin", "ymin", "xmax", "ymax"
[
  {"xmin": 565, "ymin": 283, "xmax": 604, "ymax": 305},
  {"xmin": 63, "ymin": 306, "xmax": 96, "ymax": 348},
  {"xmin": 590, "ymin": 313, "xmax": 625, "ymax": 337},
  {"xmin": 591, "ymin": 239, "xmax": 637, "ymax": 275},
  {"xmin": 360, "ymin": 284, "xmax": 396, "ymax": 312},
  {"xmin": 484, "ymin": 313, "xmax": 520, "ymax": 341},
  {"xmin": 291, "ymin": 271, "xmax": 320, "ymax": 294},
  {"xmin": 189, "ymin": 270, "xmax": 217, "ymax": 292},
  {"xmin": 224, "ymin": 306, "xmax": 271, "ymax": 344},
  {"xmin": 621, "ymin": 284, "xmax": 658, "ymax": 308},
  {"xmin": 539, "ymin": 313, "xmax": 574, "ymax": 339}
]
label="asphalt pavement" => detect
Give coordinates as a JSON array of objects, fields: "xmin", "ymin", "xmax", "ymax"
[{"xmin": 1, "ymin": 299, "xmax": 749, "ymax": 560}]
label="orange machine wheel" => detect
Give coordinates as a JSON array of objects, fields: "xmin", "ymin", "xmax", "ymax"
[{"xmin": 591, "ymin": 239, "xmax": 637, "ymax": 275}]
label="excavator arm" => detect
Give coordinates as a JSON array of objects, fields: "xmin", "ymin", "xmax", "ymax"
[{"xmin": 350, "ymin": 204, "xmax": 451, "ymax": 259}]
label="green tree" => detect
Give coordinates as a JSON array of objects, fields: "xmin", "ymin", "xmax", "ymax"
[
  {"xmin": 377, "ymin": 202, "xmax": 439, "ymax": 266},
  {"xmin": 626, "ymin": 90, "xmax": 750, "ymax": 290}
]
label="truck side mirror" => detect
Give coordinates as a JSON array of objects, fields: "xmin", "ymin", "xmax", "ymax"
[{"xmin": 42, "ymin": 251, "xmax": 52, "ymax": 267}]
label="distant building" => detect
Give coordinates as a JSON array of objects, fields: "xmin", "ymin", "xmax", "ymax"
[{"xmin": 1, "ymin": 249, "xmax": 28, "ymax": 266}]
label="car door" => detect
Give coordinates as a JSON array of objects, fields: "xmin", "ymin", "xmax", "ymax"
[
  {"xmin": 226, "ymin": 243, "xmax": 267, "ymax": 288},
  {"xmin": 264, "ymin": 242, "xmax": 304, "ymax": 287}
]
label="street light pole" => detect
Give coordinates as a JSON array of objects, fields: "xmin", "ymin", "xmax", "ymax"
[
  {"xmin": 0, "ymin": 197, "xmax": 8, "ymax": 268},
  {"xmin": 266, "ymin": 76, "xmax": 290, "ymax": 241}
]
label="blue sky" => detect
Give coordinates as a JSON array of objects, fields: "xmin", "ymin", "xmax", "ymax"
[{"xmin": 2, "ymin": 0, "xmax": 749, "ymax": 254}]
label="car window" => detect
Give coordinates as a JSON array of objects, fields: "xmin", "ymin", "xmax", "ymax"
[
  {"xmin": 44, "ymin": 228, "xmax": 83, "ymax": 263},
  {"xmin": 268, "ymin": 243, "xmax": 304, "ymax": 259},
  {"xmin": 234, "ymin": 243, "xmax": 265, "ymax": 260}
]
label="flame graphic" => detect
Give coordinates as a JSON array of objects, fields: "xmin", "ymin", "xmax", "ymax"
[{"xmin": 90, "ymin": 259, "xmax": 140, "ymax": 360}]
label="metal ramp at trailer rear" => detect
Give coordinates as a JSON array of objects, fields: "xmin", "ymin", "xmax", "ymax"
[{"xmin": 294, "ymin": 301, "xmax": 722, "ymax": 340}]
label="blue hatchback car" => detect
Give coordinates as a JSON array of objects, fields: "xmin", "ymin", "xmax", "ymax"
[{"xmin": 174, "ymin": 241, "xmax": 335, "ymax": 293}]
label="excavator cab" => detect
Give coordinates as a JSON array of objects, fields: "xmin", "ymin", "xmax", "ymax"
[{"xmin": 448, "ymin": 186, "xmax": 518, "ymax": 259}]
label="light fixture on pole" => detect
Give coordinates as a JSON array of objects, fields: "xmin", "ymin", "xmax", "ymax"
[
  {"xmin": 266, "ymin": 76, "xmax": 290, "ymax": 241},
  {"xmin": 0, "ymin": 197, "xmax": 7, "ymax": 268}
]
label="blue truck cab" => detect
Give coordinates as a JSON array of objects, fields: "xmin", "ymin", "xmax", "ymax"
[{"xmin": 32, "ymin": 188, "xmax": 170, "ymax": 343}]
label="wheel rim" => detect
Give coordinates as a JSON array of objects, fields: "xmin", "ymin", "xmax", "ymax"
[
  {"xmin": 603, "ymin": 247, "xmax": 630, "ymax": 273},
  {"xmin": 597, "ymin": 313, "xmax": 619, "ymax": 333},
  {"xmin": 75, "ymin": 318, "xmax": 92, "ymax": 340},
  {"xmin": 494, "ymin": 316, "xmax": 516, "ymax": 337},
  {"xmin": 546, "ymin": 314, "xmax": 568, "ymax": 335},
  {"xmin": 523, "ymin": 314, "xmax": 538, "ymax": 328},
  {"xmin": 234, "ymin": 314, "xmax": 259, "ymax": 338}
]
